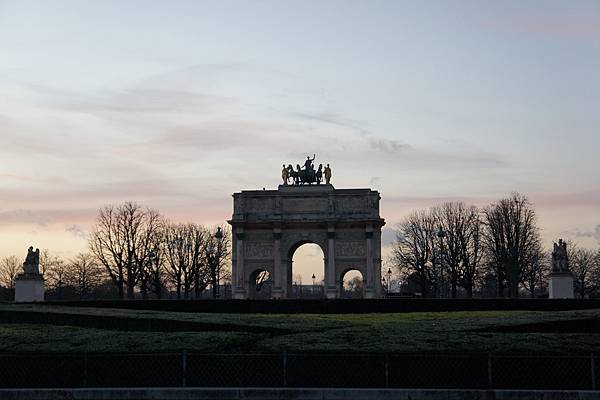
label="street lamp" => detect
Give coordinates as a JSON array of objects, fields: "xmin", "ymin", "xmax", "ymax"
[
  {"xmin": 214, "ymin": 227, "xmax": 224, "ymax": 298},
  {"xmin": 387, "ymin": 268, "xmax": 392, "ymax": 294}
]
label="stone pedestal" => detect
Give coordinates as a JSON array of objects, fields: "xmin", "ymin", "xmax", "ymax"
[
  {"xmin": 549, "ymin": 272, "xmax": 574, "ymax": 299},
  {"xmin": 14, "ymin": 274, "xmax": 44, "ymax": 302}
]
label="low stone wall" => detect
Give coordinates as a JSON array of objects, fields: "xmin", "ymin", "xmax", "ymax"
[{"xmin": 0, "ymin": 388, "xmax": 598, "ymax": 400}]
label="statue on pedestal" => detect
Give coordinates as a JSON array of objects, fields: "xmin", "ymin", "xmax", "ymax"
[
  {"xmin": 549, "ymin": 238, "xmax": 574, "ymax": 299},
  {"xmin": 281, "ymin": 164, "xmax": 289, "ymax": 185},
  {"xmin": 23, "ymin": 246, "xmax": 40, "ymax": 275},
  {"xmin": 15, "ymin": 245, "xmax": 44, "ymax": 302},
  {"xmin": 324, "ymin": 164, "xmax": 332, "ymax": 184}
]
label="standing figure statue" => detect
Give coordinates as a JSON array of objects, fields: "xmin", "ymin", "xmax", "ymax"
[
  {"xmin": 304, "ymin": 154, "xmax": 315, "ymax": 172},
  {"xmin": 23, "ymin": 246, "xmax": 40, "ymax": 275},
  {"xmin": 281, "ymin": 164, "xmax": 289, "ymax": 185},
  {"xmin": 324, "ymin": 163, "xmax": 332, "ymax": 184},
  {"xmin": 552, "ymin": 239, "xmax": 569, "ymax": 272},
  {"xmin": 316, "ymin": 164, "xmax": 323, "ymax": 184}
]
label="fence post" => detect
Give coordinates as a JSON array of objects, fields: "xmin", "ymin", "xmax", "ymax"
[
  {"xmin": 182, "ymin": 350, "xmax": 187, "ymax": 387},
  {"xmin": 384, "ymin": 354, "xmax": 389, "ymax": 388},
  {"xmin": 83, "ymin": 352, "xmax": 88, "ymax": 388},
  {"xmin": 282, "ymin": 351, "xmax": 287, "ymax": 387},
  {"xmin": 592, "ymin": 353, "xmax": 596, "ymax": 390},
  {"xmin": 487, "ymin": 353, "xmax": 493, "ymax": 389}
]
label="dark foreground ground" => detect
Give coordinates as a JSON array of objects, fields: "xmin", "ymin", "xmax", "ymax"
[
  {"xmin": 1, "ymin": 303, "xmax": 600, "ymax": 390},
  {"xmin": 1, "ymin": 303, "xmax": 600, "ymax": 353}
]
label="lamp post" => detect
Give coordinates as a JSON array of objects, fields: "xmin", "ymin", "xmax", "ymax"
[
  {"xmin": 312, "ymin": 273, "xmax": 316, "ymax": 297},
  {"xmin": 214, "ymin": 227, "xmax": 223, "ymax": 298},
  {"xmin": 387, "ymin": 268, "xmax": 392, "ymax": 294}
]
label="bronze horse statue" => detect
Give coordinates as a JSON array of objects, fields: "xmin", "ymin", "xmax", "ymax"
[{"xmin": 286, "ymin": 162, "xmax": 323, "ymax": 185}]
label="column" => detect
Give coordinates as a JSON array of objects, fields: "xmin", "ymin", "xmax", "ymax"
[
  {"xmin": 233, "ymin": 228, "xmax": 246, "ymax": 299},
  {"xmin": 326, "ymin": 223, "xmax": 337, "ymax": 299},
  {"xmin": 365, "ymin": 223, "xmax": 376, "ymax": 298},
  {"xmin": 272, "ymin": 227, "xmax": 284, "ymax": 299}
]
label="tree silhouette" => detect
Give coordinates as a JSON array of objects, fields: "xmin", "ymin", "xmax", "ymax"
[{"xmin": 482, "ymin": 193, "xmax": 541, "ymax": 298}]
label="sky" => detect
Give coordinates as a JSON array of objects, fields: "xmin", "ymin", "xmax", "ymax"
[{"xmin": 1, "ymin": 1, "xmax": 599, "ymax": 281}]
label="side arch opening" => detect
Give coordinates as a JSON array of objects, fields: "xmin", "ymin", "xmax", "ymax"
[
  {"xmin": 248, "ymin": 268, "xmax": 271, "ymax": 299},
  {"xmin": 340, "ymin": 269, "xmax": 364, "ymax": 299}
]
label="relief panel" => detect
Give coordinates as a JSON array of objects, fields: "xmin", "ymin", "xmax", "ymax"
[
  {"xmin": 335, "ymin": 241, "xmax": 366, "ymax": 257},
  {"xmin": 283, "ymin": 197, "xmax": 328, "ymax": 213},
  {"xmin": 335, "ymin": 197, "xmax": 367, "ymax": 213},
  {"xmin": 245, "ymin": 242, "xmax": 274, "ymax": 259},
  {"xmin": 249, "ymin": 197, "xmax": 275, "ymax": 212}
]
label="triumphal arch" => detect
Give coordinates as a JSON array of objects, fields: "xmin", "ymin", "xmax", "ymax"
[{"xmin": 228, "ymin": 157, "xmax": 385, "ymax": 299}]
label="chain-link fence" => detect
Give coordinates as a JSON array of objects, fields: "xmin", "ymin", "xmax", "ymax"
[{"xmin": 0, "ymin": 353, "xmax": 597, "ymax": 389}]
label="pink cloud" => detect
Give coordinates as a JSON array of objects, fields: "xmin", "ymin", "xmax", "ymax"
[
  {"xmin": 0, "ymin": 173, "xmax": 37, "ymax": 182},
  {"xmin": 487, "ymin": 13, "xmax": 600, "ymax": 40},
  {"xmin": 513, "ymin": 18, "xmax": 600, "ymax": 38},
  {"xmin": 529, "ymin": 190, "xmax": 600, "ymax": 209}
]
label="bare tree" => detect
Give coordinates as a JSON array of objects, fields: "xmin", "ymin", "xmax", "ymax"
[
  {"xmin": 89, "ymin": 202, "xmax": 163, "ymax": 299},
  {"xmin": 434, "ymin": 202, "xmax": 482, "ymax": 298},
  {"xmin": 343, "ymin": 275, "xmax": 364, "ymax": 298},
  {"xmin": 571, "ymin": 246, "xmax": 599, "ymax": 299},
  {"xmin": 164, "ymin": 222, "xmax": 207, "ymax": 299},
  {"xmin": 204, "ymin": 225, "xmax": 231, "ymax": 299},
  {"xmin": 391, "ymin": 210, "xmax": 437, "ymax": 297},
  {"xmin": 39, "ymin": 249, "xmax": 53, "ymax": 276},
  {"xmin": 0, "ymin": 256, "xmax": 20, "ymax": 289},
  {"xmin": 135, "ymin": 209, "xmax": 163, "ymax": 299},
  {"xmin": 191, "ymin": 226, "xmax": 210, "ymax": 298},
  {"xmin": 164, "ymin": 223, "xmax": 186, "ymax": 298},
  {"xmin": 458, "ymin": 209, "xmax": 483, "ymax": 298},
  {"xmin": 44, "ymin": 254, "xmax": 69, "ymax": 291},
  {"xmin": 65, "ymin": 253, "xmax": 105, "ymax": 298},
  {"xmin": 482, "ymin": 193, "xmax": 541, "ymax": 298},
  {"xmin": 146, "ymin": 230, "xmax": 167, "ymax": 299},
  {"xmin": 521, "ymin": 247, "xmax": 549, "ymax": 298}
]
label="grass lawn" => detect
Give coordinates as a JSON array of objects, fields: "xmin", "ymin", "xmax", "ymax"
[{"xmin": 1, "ymin": 304, "xmax": 599, "ymax": 354}]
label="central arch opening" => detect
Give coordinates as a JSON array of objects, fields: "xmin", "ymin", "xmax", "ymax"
[{"xmin": 290, "ymin": 243, "xmax": 325, "ymax": 299}]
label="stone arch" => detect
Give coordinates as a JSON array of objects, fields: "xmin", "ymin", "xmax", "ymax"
[
  {"xmin": 340, "ymin": 268, "xmax": 364, "ymax": 298},
  {"xmin": 229, "ymin": 185, "xmax": 385, "ymax": 299},
  {"xmin": 287, "ymin": 239, "xmax": 326, "ymax": 298},
  {"xmin": 248, "ymin": 268, "xmax": 272, "ymax": 299}
]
